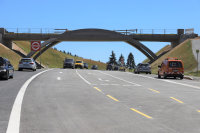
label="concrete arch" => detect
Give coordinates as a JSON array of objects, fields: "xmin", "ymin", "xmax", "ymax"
[{"xmin": 32, "ymin": 29, "xmax": 157, "ymax": 62}]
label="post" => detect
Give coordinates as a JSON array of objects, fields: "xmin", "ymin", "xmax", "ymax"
[{"xmin": 196, "ymin": 49, "xmax": 199, "ymax": 75}]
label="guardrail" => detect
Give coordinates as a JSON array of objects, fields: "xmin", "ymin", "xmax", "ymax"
[{"xmin": 3, "ymin": 28, "xmax": 188, "ymax": 35}]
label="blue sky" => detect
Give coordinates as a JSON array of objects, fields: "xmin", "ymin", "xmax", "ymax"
[{"xmin": 1, "ymin": 0, "xmax": 200, "ymax": 64}]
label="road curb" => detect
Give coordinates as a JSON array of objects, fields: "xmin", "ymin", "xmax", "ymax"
[{"xmin": 184, "ymin": 76, "xmax": 193, "ymax": 80}]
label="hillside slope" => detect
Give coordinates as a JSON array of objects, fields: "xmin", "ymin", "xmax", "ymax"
[
  {"xmin": 14, "ymin": 41, "xmax": 106, "ymax": 70},
  {"xmin": 0, "ymin": 43, "xmax": 21, "ymax": 69},
  {"xmin": 143, "ymin": 44, "xmax": 171, "ymax": 63},
  {"xmin": 149, "ymin": 39, "xmax": 197, "ymax": 74}
]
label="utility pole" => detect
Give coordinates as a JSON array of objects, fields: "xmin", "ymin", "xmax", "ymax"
[{"xmin": 196, "ymin": 49, "xmax": 199, "ymax": 75}]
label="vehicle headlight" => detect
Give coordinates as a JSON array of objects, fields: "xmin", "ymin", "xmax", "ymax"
[{"xmin": 1, "ymin": 69, "xmax": 6, "ymax": 72}]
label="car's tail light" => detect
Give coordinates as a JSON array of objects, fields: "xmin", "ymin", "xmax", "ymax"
[
  {"xmin": 29, "ymin": 62, "xmax": 34, "ymax": 65},
  {"xmin": 19, "ymin": 62, "xmax": 22, "ymax": 64}
]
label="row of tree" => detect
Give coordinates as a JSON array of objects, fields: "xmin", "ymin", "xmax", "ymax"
[{"xmin": 108, "ymin": 51, "xmax": 136, "ymax": 69}]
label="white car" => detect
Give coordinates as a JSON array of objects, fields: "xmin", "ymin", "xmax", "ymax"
[{"xmin": 18, "ymin": 58, "xmax": 37, "ymax": 71}]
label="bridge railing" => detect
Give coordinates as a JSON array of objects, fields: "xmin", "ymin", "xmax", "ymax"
[
  {"xmin": 114, "ymin": 29, "xmax": 178, "ymax": 35},
  {"xmin": 4, "ymin": 28, "xmax": 65, "ymax": 34},
  {"xmin": 4, "ymin": 28, "xmax": 184, "ymax": 35}
]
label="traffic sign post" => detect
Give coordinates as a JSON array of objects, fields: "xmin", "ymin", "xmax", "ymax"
[{"xmin": 31, "ymin": 41, "xmax": 41, "ymax": 51}]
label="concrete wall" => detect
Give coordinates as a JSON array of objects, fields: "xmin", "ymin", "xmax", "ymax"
[{"xmin": 191, "ymin": 39, "xmax": 200, "ymax": 71}]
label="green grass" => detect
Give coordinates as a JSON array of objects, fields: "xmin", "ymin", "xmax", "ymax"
[
  {"xmin": 185, "ymin": 71, "xmax": 200, "ymax": 77},
  {"xmin": 14, "ymin": 41, "xmax": 107, "ymax": 69},
  {"xmin": 149, "ymin": 40, "xmax": 197, "ymax": 74},
  {"xmin": 143, "ymin": 44, "xmax": 171, "ymax": 63},
  {"xmin": 0, "ymin": 44, "xmax": 21, "ymax": 70}
]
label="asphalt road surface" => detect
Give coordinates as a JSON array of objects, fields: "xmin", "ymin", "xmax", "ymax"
[{"xmin": 1, "ymin": 69, "xmax": 200, "ymax": 133}]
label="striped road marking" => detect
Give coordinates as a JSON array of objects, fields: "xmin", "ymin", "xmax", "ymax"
[
  {"xmin": 170, "ymin": 97, "xmax": 184, "ymax": 104},
  {"xmin": 130, "ymin": 108, "xmax": 152, "ymax": 119},
  {"xmin": 149, "ymin": 88, "xmax": 160, "ymax": 93},
  {"xmin": 107, "ymin": 95, "xmax": 119, "ymax": 102},
  {"xmin": 94, "ymin": 87, "xmax": 102, "ymax": 92}
]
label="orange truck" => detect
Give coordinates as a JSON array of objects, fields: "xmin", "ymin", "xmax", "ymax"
[{"xmin": 158, "ymin": 57, "xmax": 184, "ymax": 79}]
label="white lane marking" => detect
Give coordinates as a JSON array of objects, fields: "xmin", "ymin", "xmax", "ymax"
[
  {"xmin": 76, "ymin": 70, "xmax": 91, "ymax": 85},
  {"xmin": 99, "ymin": 71, "xmax": 141, "ymax": 86},
  {"xmin": 57, "ymin": 77, "xmax": 61, "ymax": 80},
  {"xmin": 134, "ymin": 74, "xmax": 200, "ymax": 90},
  {"xmin": 98, "ymin": 78, "xmax": 102, "ymax": 81},
  {"xmin": 6, "ymin": 69, "xmax": 51, "ymax": 133},
  {"xmin": 98, "ymin": 78, "xmax": 109, "ymax": 82},
  {"xmin": 100, "ymin": 84, "xmax": 109, "ymax": 85},
  {"xmin": 123, "ymin": 85, "xmax": 133, "ymax": 87},
  {"xmin": 59, "ymin": 72, "xmax": 63, "ymax": 74}
]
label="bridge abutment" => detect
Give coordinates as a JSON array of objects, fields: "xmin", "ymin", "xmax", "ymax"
[{"xmin": 0, "ymin": 28, "xmax": 13, "ymax": 49}]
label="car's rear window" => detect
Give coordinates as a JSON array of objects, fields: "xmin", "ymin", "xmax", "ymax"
[
  {"xmin": 76, "ymin": 61, "xmax": 82, "ymax": 63},
  {"xmin": 169, "ymin": 61, "xmax": 182, "ymax": 68},
  {"xmin": 0, "ymin": 58, "xmax": 5, "ymax": 66},
  {"xmin": 65, "ymin": 59, "xmax": 74, "ymax": 63},
  {"xmin": 21, "ymin": 59, "xmax": 32, "ymax": 62},
  {"xmin": 139, "ymin": 64, "xmax": 149, "ymax": 67}
]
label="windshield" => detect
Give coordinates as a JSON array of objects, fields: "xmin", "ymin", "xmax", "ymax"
[
  {"xmin": 76, "ymin": 61, "xmax": 82, "ymax": 63},
  {"xmin": 65, "ymin": 59, "xmax": 74, "ymax": 63},
  {"xmin": 169, "ymin": 61, "xmax": 182, "ymax": 68},
  {"xmin": 139, "ymin": 64, "xmax": 149, "ymax": 67},
  {"xmin": 21, "ymin": 59, "xmax": 32, "ymax": 62}
]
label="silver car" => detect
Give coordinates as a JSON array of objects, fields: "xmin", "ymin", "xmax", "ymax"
[
  {"xmin": 18, "ymin": 58, "xmax": 37, "ymax": 71},
  {"xmin": 134, "ymin": 63, "xmax": 151, "ymax": 74}
]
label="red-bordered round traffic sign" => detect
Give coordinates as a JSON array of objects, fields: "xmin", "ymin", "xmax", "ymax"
[{"xmin": 31, "ymin": 41, "xmax": 41, "ymax": 51}]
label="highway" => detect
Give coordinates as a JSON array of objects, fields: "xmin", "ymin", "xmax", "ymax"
[{"xmin": 1, "ymin": 69, "xmax": 200, "ymax": 133}]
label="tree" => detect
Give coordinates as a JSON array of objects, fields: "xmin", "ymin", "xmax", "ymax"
[
  {"xmin": 118, "ymin": 54, "xmax": 125, "ymax": 66},
  {"xmin": 108, "ymin": 51, "xmax": 117, "ymax": 65},
  {"xmin": 127, "ymin": 52, "xmax": 135, "ymax": 69}
]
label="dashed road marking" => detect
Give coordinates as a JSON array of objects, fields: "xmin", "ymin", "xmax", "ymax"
[
  {"xmin": 99, "ymin": 71, "xmax": 141, "ymax": 86},
  {"xmin": 130, "ymin": 108, "xmax": 152, "ymax": 119},
  {"xmin": 134, "ymin": 74, "xmax": 200, "ymax": 90},
  {"xmin": 59, "ymin": 72, "xmax": 63, "ymax": 74},
  {"xmin": 57, "ymin": 77, "xmax": 61, "ymax": 80},
  {"xmin": 149, "ymin": 88, "xmax": 160, "ymax": 93},
  {"xmin": 170, "ymin": 97, "xmax": 184, "ymax": 104},
  {"xmin": 94, "ymin": 87, "xmax": 102, "ymax": 92},
  {"xmin": 107, "ymin": 95, "xmax": 119, "ymax": 102}
]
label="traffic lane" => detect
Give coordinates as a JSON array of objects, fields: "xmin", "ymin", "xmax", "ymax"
[
  {"xmin": 129, "ymin": 72, "xmax": 200, "ymax": 88},
  {"xmin": 100, "ymin": 71, "xmax": 200, "ymax": 108},
  {"xmin": 20, "ymin": 69, "xmax": 174, "ymax": 133},
  {"xmin": 78, "ymin": 70, "xmax": 140, "ymax": 86},
  {"xmin": 0, "ymin": 69, "xmax": 43, "ymax": 133},
  {"xmin": 78, "ymin": 70, "xmax": 200, "ymax": 133}
]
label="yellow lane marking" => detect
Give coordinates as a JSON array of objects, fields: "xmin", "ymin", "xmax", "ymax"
[
  {"xmin": 149, "ymin": 88, "xmax": 160, "ymax": 93},
  {"xmin": 94, "ymin": 87, "xmax": 102, "ymax": 92},
  {"xmin": 197, "ymin": 110, "xmax": 200, "ymax": 113},
  {"xmin": 106, "ymin": 95, "xmax": 119, "ymax": 102},
  {"xmin": 170, "ymin": 97, "xmax": 184, "ymax": 104},
  {"xmin": 130, "ymin": 108, "xmax": 152, "ymax": 119}
]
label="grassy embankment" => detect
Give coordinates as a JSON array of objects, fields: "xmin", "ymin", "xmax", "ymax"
[
  {"xmin": 0, "ymin": 43, "xmax": 21, "ymax": 69},
  {"xmin": 14, "ymin": 41, "xmax": 107, "ymax": 70},
  {"xmin": 144, "ymin": 40, "xmax": 198, "ymax": 76}
]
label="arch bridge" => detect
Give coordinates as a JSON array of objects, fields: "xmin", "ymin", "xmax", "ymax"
[{"xmin": 0, "ymin": 28, "xmax": 198, "ymax": 63}]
